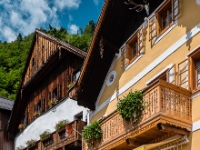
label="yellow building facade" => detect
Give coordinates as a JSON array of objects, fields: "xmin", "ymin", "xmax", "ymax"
[{"xmin": 72, "ymin": 0, "xmax": 200, "ymax": 149}]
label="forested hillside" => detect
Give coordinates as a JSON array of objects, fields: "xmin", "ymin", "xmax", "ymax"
[{"xmin": 0, "ymin": 21, "xmax": 95, "ymax": 100}]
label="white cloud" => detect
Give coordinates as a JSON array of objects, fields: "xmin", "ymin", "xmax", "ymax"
[
  {"xmin": 93, "ymin": 0, "xmax": 99, "ymax": 5},
  {"xmin": 69, "ymin": 14, "xmax": 73, "ymax": 21},
  {"xmin": 68, "ymin": 24, "xmax": 79, "ymax": 34},
  {"xmin": 2, "ymin": 27, "xmax": 16, "ymax": 42},
  {"xmin": 0, "ymin": 0, "xmax": 82, "ymax": 42},
  {"xmin": 53, "ymin": 0, "xmax": 81, "ymax": 10}
]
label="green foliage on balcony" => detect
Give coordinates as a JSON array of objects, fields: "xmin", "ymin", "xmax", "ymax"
[
  {"xmin": 117, "ymin": 90, "xmax": 144, "ymax": 121},
  {"xmin": 82, "ymin": 121, "xmax": 102, "ymax": 143}
]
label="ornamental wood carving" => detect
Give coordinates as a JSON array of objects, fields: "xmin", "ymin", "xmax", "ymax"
[{"xmin": 90, "ymin": 80, "xmax": 192, "ymax": 150}]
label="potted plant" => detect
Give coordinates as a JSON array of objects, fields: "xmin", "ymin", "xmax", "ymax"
[
  {"xmin": 117, "ymin": 90, "xmax": 144, "ymax": 122},
  {"xmin": 67, "ymin": 82, "xmax": 75, "ymax": 89},
  {"xmin": 16, "ymin": 145, "xmax": 25, "ymax": 150},
  {"xmin": 40, "ymin": 129, "xmax": 51, "ymax": 141},
  {"xmin": 48, "ymin": 99, "xmax": 57, "ymax": 108},
  {"xmin": 34, "ymin": 111, "xmax": 40, "ymax": 118},
  {"xmin": 18, "ymin": 123, "xmax": 24, "ymax": 132},
  {"xmin": 55, "ymin": 119, "xmax": 69, "ymax": 132},
  {"xmin": 82, "ymin": 121, "xmax": 102, "ymax": 146},
  {"xmin": 26, "ymin": 139, "xmax": 36, "ymax": 148}
]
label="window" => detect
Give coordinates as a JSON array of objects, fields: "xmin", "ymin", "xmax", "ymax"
[
  {"xmin": 52, "ymin": 87, "xmax": 58, "ymax": 100},
  {"xmin": 126, "ymin": 35, "xmax": 139, "ymax": 64},
  {"xmin": 149, "ymin": 0, "xmax": 179, "ymax": 41},
  {"xmin": 49, "ymin": 84, "xmax": 61, "ymax": 102},
  {"xmin": 32, "ymin": 58, "xmax": 35, "ymax": 67},
  {"xmin": 34, "ymin": 101, "xmax": 41, "ymax": 116},
  {"xmin": 188, "ymin": 49, "xmax": 200, "ymax": 91},
  {"xmin": 147, "ymin": 71, "xmax": 167, "ymax": 87},
  {"xmin": 74, "ymin": 111, "xmax": 83, "ymax": 120},
  {"xmin": 121, "ymin": 28, "xmax": 143, "ymax": 69},
  {"xmin": 195, "ymin": 58, "xmax": 200, "ymax": 88},
  {"xmin": 157, "ymin": 1, "xmax": 173, "ymax": 34},
  {"xmin": 147, "ymin": 65, "xmax": 176, "ymax": 87}
]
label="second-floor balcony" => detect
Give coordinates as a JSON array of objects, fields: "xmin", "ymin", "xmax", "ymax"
[
  {"xmin": 88, "ymin": 80, "xmax": 192, "ymax": 150},
  {"xmin": 20, "ymin": 120, "xmax": 86, "ymax": 150}
]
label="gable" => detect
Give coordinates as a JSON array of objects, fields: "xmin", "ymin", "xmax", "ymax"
[{"xmin": 23, "ymin": 33, "xmax": 59, "ymax": 87}]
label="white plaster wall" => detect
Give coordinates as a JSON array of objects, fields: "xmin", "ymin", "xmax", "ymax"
[{"xmin": 15, "ymin": 97, "xmax": 88, "ymax": 148}]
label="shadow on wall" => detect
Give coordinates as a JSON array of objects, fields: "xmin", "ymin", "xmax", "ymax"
[{"xmin": 178, "ymin": 0, "xmax": 200, "ymax": 51}]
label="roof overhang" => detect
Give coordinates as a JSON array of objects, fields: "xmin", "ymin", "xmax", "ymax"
[{"xmin": 74, "ymin": 0, "xmax": 165, "ymax": 110}]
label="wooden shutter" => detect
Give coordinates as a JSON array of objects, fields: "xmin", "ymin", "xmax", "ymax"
[
  {"xmin": 48, "ymin": 91, "xmax": 52, "ymax": 100},
  {"xmin": 149, "ymin": 15, "xmax": 157, "ymax": 42},
  {"xmin": 57, "ymin": 83, "xmax": 61, "ymax": 100},
  {"xmin": 178, "ymin": 59, "xmax": 189, "ymax": 89},
  {"xmin": 167, "ymin": 64, "xmax": 176, "ymax": 84},
  {"xmin": 121, "ymin": 48, "xmax": 126, "ymax": 69},
  {"xmin": 41, "ymin": 97, "xmax": 45, "ymax": 112},
  {"xmin": 172, "ymin": 0, "xmax": 179, "ymax": 21},
  {"xmin": 137, "ymin": 27, "xmax": 144, "ymax": 54}
]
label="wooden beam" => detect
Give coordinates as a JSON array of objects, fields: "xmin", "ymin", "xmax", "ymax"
[
  {"xmin": 125, "ymin": 138, "xmax": 143, "ymax": 147},
  {"xmin": 157, "ymin": 123, "xmax": 189, "ymax": 135}
]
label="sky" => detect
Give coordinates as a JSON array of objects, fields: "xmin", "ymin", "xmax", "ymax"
[{"xmin": 0, "ymin": 0, "xmax": 104, "ymax": 42}]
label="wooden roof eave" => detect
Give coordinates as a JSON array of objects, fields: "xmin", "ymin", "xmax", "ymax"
[{"xmin": 77, "ymin": 0, "xmax": 111, "ymax": 85}]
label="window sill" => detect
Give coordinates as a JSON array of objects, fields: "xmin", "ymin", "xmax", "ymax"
[
  {"xmin": 154, "ymin": 20, "xmax": 177, "ymax": 45},
  {"xmin": 191, "ymin": 89, "xmax": 200, "ymax": 99},
  {"xmin": 125, "ymin": 54, "xmax": 143, "ymax": 71}
]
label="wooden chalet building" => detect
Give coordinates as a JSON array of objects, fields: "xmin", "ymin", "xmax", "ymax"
[
  {"xmin": 69, "ymin": 0, "xmax": 200, "ymax": 149},
  {"xmin": 7, "ymin": 29, "xmax": 88, "ymax": 150},
  {"xmin": 0, "ymin": 96, "xmax": 14, "ymax": 150}
]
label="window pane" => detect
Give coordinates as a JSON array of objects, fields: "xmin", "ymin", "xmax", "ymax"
[
  {"xmin": 195, "ymin": 59, "xmax": 200, "ymax": 87},
  {"xmin": 132, "ymin": 41, "xmax": 137, "ymax": 58}
]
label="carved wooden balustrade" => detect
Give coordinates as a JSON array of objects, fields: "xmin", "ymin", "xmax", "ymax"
[{"xmin": 91, "ymin": 80, "xmax": 192, "ymax": 150}]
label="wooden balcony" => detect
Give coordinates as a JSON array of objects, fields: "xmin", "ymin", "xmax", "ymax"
[
  {"xmin": 24, "ymin": 120, "xmax": 86, "ymax": 150},
  {"xmin": 88, "ymin": 80, "xmax": 192, "ymax": 150}
]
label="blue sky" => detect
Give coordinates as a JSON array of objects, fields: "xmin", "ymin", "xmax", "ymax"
[{"xmin": 0, "ymin": 0, "xmax": 104, "ymax": 42}]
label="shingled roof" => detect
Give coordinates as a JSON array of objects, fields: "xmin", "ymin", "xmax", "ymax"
[{"xmin": 0, "ymin": 97, "xmax": 14, "ymax": 111}]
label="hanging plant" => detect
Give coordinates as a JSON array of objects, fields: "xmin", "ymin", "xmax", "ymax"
[
  {"xmin": 82, "ymin": 121, "xmax": 102, "ymax": 144},
  {"xmin": 117, "ymin": 90, "xmax": 144, "ymax": 122}
]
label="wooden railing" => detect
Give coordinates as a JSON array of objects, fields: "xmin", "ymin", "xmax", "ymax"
[
  {"xmin": 96, "ymin": 80, "xmax": 192, "ymax": 149},
  {"xmin": 23, "ymin": 120, "xmax": 86, "ymax": 150}
]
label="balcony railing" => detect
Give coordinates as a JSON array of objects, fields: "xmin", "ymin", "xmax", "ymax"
[
  {"xmin": 90, "ymin": 80, "xmax": 192, "ymax": 150},
  {"xmin": 23, "ymin": 120, "xmax": 86, "ymax": 150}
]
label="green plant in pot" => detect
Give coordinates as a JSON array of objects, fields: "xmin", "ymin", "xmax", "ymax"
[
  {"xmin": 40, "ymin": 129, "xmax": 51, "ymax": 140},
  {"xmin": 16, "ymin": 145, "xmax": 25, "ymax": 150},
  {"xmin": 34, "ymin": 111, "xmax": 40, "ymax": 118},
  {"xmin": 82, "ymin": 121, "xmax": 102, "ymax": 145},
  {"xmin": 68, "ymin": 82, "xmax": 75, "ymax": 89},
  {"xmin": 55, "ymin": 119, "xmax": 69, "ymax": 131},
  {"xmin": 26, "ymin": 139, "xmax": 36, "ymax": 147},
  {"xmin": 117, "ymin": 90, "xmax": 144, "ymax": 122},
  {"xmin": 48, "ymin": 99, "xmax": 57, "ymax": 107}
]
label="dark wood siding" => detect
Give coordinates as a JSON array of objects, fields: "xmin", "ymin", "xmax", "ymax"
[
  {"xmin": 21, "ymin": 51, "xmax": 83, "ymax": 124},
  {"xmin": 0, "ymin": 110, "xmax": 14, "ymax": 150}
]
